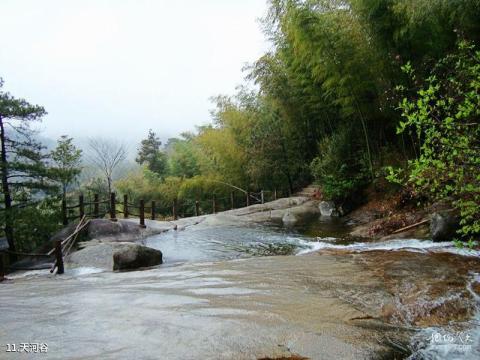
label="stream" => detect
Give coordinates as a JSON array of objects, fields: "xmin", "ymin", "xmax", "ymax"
[{"xmin": 1, "ymin": 216, "xmax": 479, "ymax": 359}]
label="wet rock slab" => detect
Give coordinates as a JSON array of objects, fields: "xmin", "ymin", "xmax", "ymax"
[
  {"xmin": 319, "ymin": 249, "xmax": 480, "ymax": 327},
  {"xmin": 0, "ymin": 254, "xmax": 406, "ymax": 360},
  {"xmin": 86, "ymin": 218, "xmax": 170, "ymax": 242}
]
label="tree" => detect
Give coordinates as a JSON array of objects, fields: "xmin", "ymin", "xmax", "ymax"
[
  {"xmin": 136, "ymin": 129, "xmax": 167, "ymax": 176},
  {"xmin": 245, "ymin": 102, "xmax": 304, "ymax": 193},
  {"xmin": 88, "ymin": 138, "xmax": 127, "ymax": 196},
  {"xmin": 389, "ymin": 41, "xmax": 480, "ymax": 243},
  {"xmin": 51, "ymin": 135, "xmax": 82, "ymax": 200},
  {"xmin": 0, "ymin": 78, "xmax": 50, "ymax": 253},
  {"xmin": 115, "ymin": 168, "xmax": 163, "ymax": 204},
  {"xmin": 168, "ymin": 135, "xmax": 200, "ymax": 179}
]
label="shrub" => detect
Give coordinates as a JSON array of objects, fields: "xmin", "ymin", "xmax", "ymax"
[
  {"xmin": 310, "ymin": 126, "xmax": 368, "ymax": 201},
  {"xmin": 391, "ymin": 40, "xmax": 480, "ymax": 241}
]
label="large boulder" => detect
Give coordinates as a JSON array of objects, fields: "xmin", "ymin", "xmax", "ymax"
[
  {"xmin": 68, "ymin": 242, "xmax": 119, "ymax": 270},
  {"xmin": 282, "ymin": 211, "xmax": 299, "ymax": 225},
  {"xmin": 319, "ymin": 201, "xmax": 340, "ymax": 217},
  {"xmin": 113, "ymin": 243, "xmax": 163, "ymax": 271},
  {"xmin": 430, "ymin": 211, "xmax": 460, "ymax": 242},
  {"xmin": 281, "ymin": 202, "xmax": 320, "ymax": 225},
  {"xmin": 88, "ymin": 219, "xmax": 145, "ymax": 242}
]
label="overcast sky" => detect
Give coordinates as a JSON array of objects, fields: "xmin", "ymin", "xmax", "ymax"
[{"xmin": 0, "ymin": 0, "xmax": 269, "ymax": 144}]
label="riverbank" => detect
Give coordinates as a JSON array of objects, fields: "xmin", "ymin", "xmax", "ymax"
[
  {"xmin": 3, "ymin": 234, "xmax": 479, "ymax": 359},
  {"xmin": 338, "ymin": 184, "xmax": 444, "ymax": 241},
  {"xmin": 2, "ymin": 193, "xmax": 479, "ymax": 359},
  {"xmin": 0, "ymin": 248, "xmax": 413, "ymax": 359},
  {"xmin": 62, "ymin": 196, "xmax": 320, "ymax": 270}
]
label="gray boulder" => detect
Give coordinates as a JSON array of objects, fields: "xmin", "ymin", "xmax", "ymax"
[
  {"xmin": 113, "ymin": 243, "xmax": 163, "ymax": 271},
  {"xmin": 319, "ymin": 201, "xmax": 340, "ymax": 217},
  {"xmin": 430, "ymin": 211, "xmax": 460, "ymax": 242},
  {"xmin": 281, "ymin": 202, "xmax": 320, "ymax": 225},
  {"xmin": 282, "ymin": 211, "xmax": 299, "ymax": 225},
  {"xmin": 88, "ymin": 219, "xmax": 144, "ymax": 242}
]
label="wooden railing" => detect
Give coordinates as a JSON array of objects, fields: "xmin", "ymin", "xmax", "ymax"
[
  {"xmin": 62, "ymin": 189, "xmax": 286, "ymax": 228},
  {"xmin": 0, "ymin": 188, "xmax": 287, "ymax": 280},
  {"xmin": 0, "ymin": 216, "xmax": 89, "ymax": 279}
]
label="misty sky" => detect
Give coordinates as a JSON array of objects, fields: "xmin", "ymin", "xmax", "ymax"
[{"xmin": 0, "ymin": 0, "xmax": 269, "ymax": 144}]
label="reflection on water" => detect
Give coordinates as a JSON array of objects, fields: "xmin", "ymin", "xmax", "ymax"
[
  {"xmin": 289, "ymin": 215, "xmax": 355, "ymax": 238},
  {"xmin": 143, "ymin": 215, "xmax": 363, "ymax": 265},
  {"xmin": 143, "ymin": 216, "xmax": 477, "ymax": 266},
  {"xmin": 143, "ymin": 223, "xmax": 314, "ymax": 264}
]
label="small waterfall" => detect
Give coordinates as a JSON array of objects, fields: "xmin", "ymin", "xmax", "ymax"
[
  {"xmin": 407, "ymin": 273, "xmax": 480, "ymax": 360},
  {"xmin": 296, "ymin": 238, "xmax": 480, "ymax": 257}
]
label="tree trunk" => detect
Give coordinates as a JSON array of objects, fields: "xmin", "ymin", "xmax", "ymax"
[
  {"xmin": 0, "ymin": 115, "xmax": 16, "ymax": 257},
  {"xmin": 283, "ymin": 169, "xmax": 294, "ymax": 196},
  {"xmin": 279, "ymin": 139, "xmax": 294, "ymax": 194},
  {"xmin": 350, "ymin": 89, "xmax": 374, "ymax": 181},
  {"xmin": 107, "ymin": 176, "xmax": 112, "ymax": 198}
]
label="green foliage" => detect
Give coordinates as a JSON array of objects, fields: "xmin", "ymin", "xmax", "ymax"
[
  {"xmin": 51, "ymin": 135, "xmax": 82, "ymax": 198},
  {"xmin": 79, "ymin": 176, "xmax": 109, "ymax": 197},
  {"xmin": 115, "ymin": 168, "xmax": 186, "ymax": 213},
  {"xmin": 4, "ymin": 0, "xmax": 480, "ymax": 253},
  {"xmin": 136, "ymin": 129, "xmax": 167, "ymax": 176},
  {"xmin": 168, "ymin": 136, "xmax": 200, "ymax": 178},
  {"xmin": 352, "ymin": 0, "xmax": 480, "ymax": 64},
  {"xmin": 115, "ymin": 167, "xmax": 163, "ymax": 204},
  {"xmin": 391, "ymin": 40, "xmax": 480, "ymax": 240},
  {"xmin": 178, "ymin": 175, "xmax": 231, "ymax": 201},
  {"xmin": 0, "ymin": 78, "xmax": 58, "ymax": 251},
  {"xmin": 195, "ymin": 109, "xmax": 250, "ymax": 188},
  {"xmin": 310, "ymin": 126, "xmax": 368, "ymax": 201},
  {"xmin": 116, "ymin": 1, "xmax": 480, "ymax": 213},
  {"xmin": 158, "ymin": 176, "xmax": 183, "ymax": 206},
  {"xmin": 11, "ymin": 199, "xmax": 62, "ymax": 252}
]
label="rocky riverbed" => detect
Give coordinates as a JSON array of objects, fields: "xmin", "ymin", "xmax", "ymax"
[{"xmin": 1, "ymin": 196, "xmax": 479, "ymax": 359}]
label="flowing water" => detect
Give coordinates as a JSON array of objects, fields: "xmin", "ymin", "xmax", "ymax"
[{"xmin": 1, "ymin": 216, "xmax": 479, "ymax": 359}]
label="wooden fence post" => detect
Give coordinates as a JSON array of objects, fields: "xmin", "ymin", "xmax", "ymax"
[
  {"xmin": 195, "ymin": 200, "xmax": 199, "ymax": 217},
  {"xmin": 274, "ymin": 188, "xmax": 278, "ymax": 201},
  {"xmin": 230, "ymin": 191, "xmax": 235, "ymax": 210},
  {"xmin": 173, "ymin": 199, "xmax": 178, "ymax": 220},
  {"xmin": 54, "ymin": 240, "xmax": 64, "ymax": 275},
  {"xmin": 212, "ymin": 195, "xmax": 217, "ymax": 214},
  {"xmin": 79, "ymin": 194, "xmax": 85, "ymax": 219},
  {"xmin": 261, "ymin": 190, "xmax": 265, "ymax": 204},
  {"xmin": 62, "ymin": 198, "xmax": 68, "ymax": 225},
  {"xmin": 151, "ymin": 201, "xmax": 156, "ymax": 220},
  {"xmin": 0, "ymin": 252, "xmax": 5, "ymax": 282},
  {"xmin": 94, "ymin": 194, "xmax": 99, "ymax": 218},
  {"xmin": 246, "ymin": 191, "xmax": 250, "ymax": 207},
  {"xmin": 110, "ymin": 193, "xmax": 117, "ymax": 221},
  {"xmin": 123, "ymin": 194, "xmax": 129, "ymax": 218},
  {"xmin": 139, "ymin": 199, "xmax": 146, "ymax": 228}
]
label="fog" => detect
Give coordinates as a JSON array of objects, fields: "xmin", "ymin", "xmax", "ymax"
[{"xmin": 0, "ymin": 0, "xmax": 269, "ymax": 144}]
